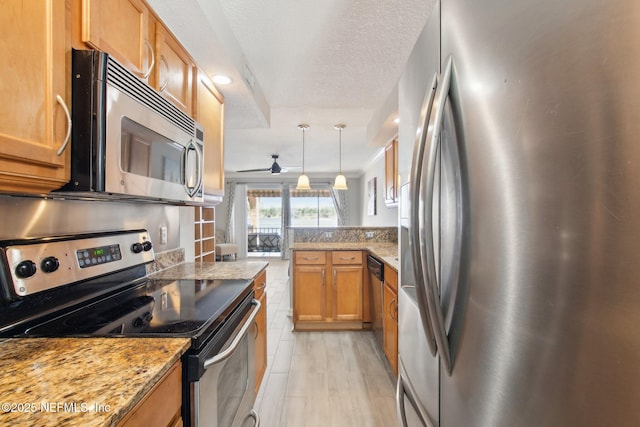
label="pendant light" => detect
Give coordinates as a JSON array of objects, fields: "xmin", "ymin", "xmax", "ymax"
[
  {"xmin": 296, "ymin": 124, "xmax": 311, "ymax": 190},
  {"xmin": 333, "ymin": 123, "xmax": 348, "ymax": 190}
]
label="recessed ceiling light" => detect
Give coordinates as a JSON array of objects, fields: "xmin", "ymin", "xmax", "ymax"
[
  {"xmin": 213, "ymin": 75, "xmax": 232, "ymax": 85},
  {"xmin": 393, "ymin": 117, "xmax": 400, "ymax": 124}
]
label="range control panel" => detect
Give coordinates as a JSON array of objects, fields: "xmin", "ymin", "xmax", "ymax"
[{"xmin": 2, "ymin": 230, "xmax": 154, "ymax": 297}]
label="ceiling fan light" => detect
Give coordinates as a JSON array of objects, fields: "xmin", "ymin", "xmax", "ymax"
[
  {"xmin": 333, "ymin": 173, "xmax": 348, "ymax": 190},
  {"xmin": 296, "ymin": 174, "xmax": 311, "ymax": 190}
]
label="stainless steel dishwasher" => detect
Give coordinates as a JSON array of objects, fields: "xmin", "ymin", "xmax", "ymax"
[{"xmin": 367, "ymin": 254, "xmax": 384, "ymax": 349}]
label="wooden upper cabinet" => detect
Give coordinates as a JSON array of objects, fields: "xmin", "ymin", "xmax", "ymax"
[
  {"xmin": 155, "ymin": 24, "xmax": 193, "ymax": 115},
  {"xmin": 384, "ymin": 138, "xmax": 399, "ymax": 206},
  {"xmin": 0, "ymin": 0, "xmax": 70, "ymax": 193},
  {"xmin": 81, "ymin": 0, "xmax": 154, "ymax": 81},
  {"xmin": 195, "ymin": 70, "xmax": 225, "ymax": 198}
]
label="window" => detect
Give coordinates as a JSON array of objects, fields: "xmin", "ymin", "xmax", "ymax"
[{"xmin": 290, "ymin": 188, "xmax": 338, "ymax": 227}]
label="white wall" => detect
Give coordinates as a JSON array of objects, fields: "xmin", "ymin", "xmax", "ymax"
[{"xmin": 359, "ymin": 149, "xmax": 398, "ymax": 226}]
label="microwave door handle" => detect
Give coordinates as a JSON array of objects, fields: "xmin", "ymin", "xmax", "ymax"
[{"xmin": 183, "ymin": 141, "xmax": 203, "ymax": 197}]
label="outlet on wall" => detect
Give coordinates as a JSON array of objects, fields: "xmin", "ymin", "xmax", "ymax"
[
  {"xmin": 365, "ymin": 231, "xmax": 375, "ymax": 238},
  {"xmin": 324, "ymin": 231, "xmax": 333, "ymax": 238},
  {"xmin": 160, "ymin": 226, "xmax": 168, "ymax": 245}
]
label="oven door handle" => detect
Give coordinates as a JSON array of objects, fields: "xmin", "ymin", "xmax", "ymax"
[{"xmin": 203, "ymin": 298, "xmax": 261, "ymax": 369}]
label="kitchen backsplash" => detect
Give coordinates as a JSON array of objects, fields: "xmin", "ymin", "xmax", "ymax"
[
  {"xmin": 291, "ymin": 226, "xmax": 397, "ymax": 243},
  {"xmin": 146, "ymin": 248, "xmax": 185, "ymax": 275}
]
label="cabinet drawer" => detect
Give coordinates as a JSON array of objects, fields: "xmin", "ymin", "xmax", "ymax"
[
  {"xmin": 295, "ymin": 251, "xmax": 327, "ymax": 265},
  {"xmin": 331, "ymin": 251, "xmax": 362, "ymax": 265}
]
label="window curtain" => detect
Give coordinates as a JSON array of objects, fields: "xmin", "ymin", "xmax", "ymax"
[
  {"xmin": 280, "ymin": 184, "xmax": 291, "ymax": 259},
  {"xmin": 233, "ymin": 184, "xmax": 248, "ymax": 259},
  {"xmin": 224, "ymin": 181, "xmax": 236, "ymax": 243},
  {"xmin": 330, "ymin": 186, "xmax": 349, "ymax": 226}
]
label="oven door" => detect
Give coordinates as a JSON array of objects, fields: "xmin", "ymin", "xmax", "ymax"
[{"xmin": 190, "ymin": 298, "xmax": 261, "ymax": 427}]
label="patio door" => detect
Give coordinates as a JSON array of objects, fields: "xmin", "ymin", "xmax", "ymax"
[{"xmin": 246, "ymin": 186, "xmax": 283, "ymax": 256}]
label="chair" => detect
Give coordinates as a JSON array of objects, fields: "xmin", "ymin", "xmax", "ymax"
[{"xmin": 215, "ymin": 229, "xmax": 238, "ymax": 261}]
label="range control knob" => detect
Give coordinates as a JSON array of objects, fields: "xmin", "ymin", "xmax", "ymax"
[
  {"xmin": 15, "ymin": 260, "xmax": 37, "ymax": 278},
  {"xmin": 131, "ymin": 242, "xmax": 143, "ymax": 254},
  {"xmin": 142, "ymin": 241, "xmax": 153, "ymax": 252},
  {"xmin": 133, "ymin": 312, "xmax": 153, "ymax": 328},
  {"xmin": 41, "ymin": 257, "xmax": 60, "ymax": 273}
]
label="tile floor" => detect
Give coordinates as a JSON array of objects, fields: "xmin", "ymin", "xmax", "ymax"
[{"xmin": 254, "ymin": 259, "xmax": 397, "ymax": 427}]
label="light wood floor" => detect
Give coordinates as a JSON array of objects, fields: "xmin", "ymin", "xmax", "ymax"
[{"xmin": 254, "ymin": 259, "xmax": 397, "ymax": 427}]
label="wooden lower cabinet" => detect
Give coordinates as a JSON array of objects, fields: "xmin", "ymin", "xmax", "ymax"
[
  {"xmin": 333, "ymin": 266, "xmax": 363, "ymax": 321},
  {"xmin": 383, "ymin": 268, "xmax": 398, "ymax": 375},
  {"xmin": 117, "ymin": 360, "xmax": 182, "ymax": 427},
  {"xmin": 254, "ymin": 270, "xmax": 267, "ymax": 394},
  {"xmin": 293, "ymin": 265, "xmax": 326, "ymax": 322},
  {"xmin": 293, "ymin": 250, "xmax": 364, "ymax": 330}
]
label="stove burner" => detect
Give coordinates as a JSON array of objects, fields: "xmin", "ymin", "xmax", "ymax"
[{"xmin": 26, "ymin": 295, "xmax": 155, "ymax": 335}]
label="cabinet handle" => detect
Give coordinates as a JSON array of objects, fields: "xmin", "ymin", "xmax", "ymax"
[
  {"xmin": 321, "ymin": 268, "xmax": 326, "ymax": 318},
  {"xmin": 390, "ymin": 297, "xmax": 397, "ymax": 323},
  {"xmin": 55, "ymin": 95, "xmax": 71, "ymax": 156},
  {"xmin": 257, "ymin": 281, "xmax": 267, "ymax": 291},
  {"xmin": 159, "ymin": 55, "xmax": 169, "ymax": 92},
  {"xmin": 254, "ymin": 320, "xmax": 259, "ymax": 339},
  {"xmin": 339, "ymin": 256, "xmax": 356, "ymax": 261},
  {"xmin": 304, "ymin": 256, "xmax": 319, "ymax": 261},
  {"xmin": 333, "ymin": 269, "xmax": 337, "ymax": 318},
  {"xmin": 143, "ymin": 39, "xmax": 155, "ymax": 80}
]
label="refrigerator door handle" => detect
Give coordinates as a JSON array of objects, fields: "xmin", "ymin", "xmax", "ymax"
[
  {"xmin": 420, "ymin": 55, "xmax": 454, "ymax": 375},
  {"xmin": 409, "ymin": 71, "xmax": 439, "ymax": 357},
  {"xmin": 396, "ymin": 360, "xmax": 435, "ymax": 427}
]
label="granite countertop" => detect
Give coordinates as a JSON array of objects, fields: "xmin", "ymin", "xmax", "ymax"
[
  {"xmin": 0, "ymin": 337, "xmax": 190, "ymax": 427},
  {"xmin": 149, "ymin": 260, "xmax": 269, "ymax": 281},
  {"xmin": 291, "ymin": 242, "xmax": 398, "ymax": 271}
]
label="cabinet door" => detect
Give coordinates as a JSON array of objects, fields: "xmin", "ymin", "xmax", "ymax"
[
  {"xmin": 155, "ymin": 24, "xmax": 193, "ymax": 115},
  {"xmin": 254, "ymin": 291, "xmax": 267, "ymax": 394},
  {"xmin": 82, "ymin": 0, "xmax": 153, "ymax": 80},
  {"xmin": 294, "ymin": 266, "xmax": 325, "ymax": 321},
  {"xmin": 332, "ymin": 266, "xmax": 363, "ymax": 321},
  {"xmin": 0, "ymin": 0, "xmax": 70, "ymax": 193},
  {"xmin": 195, "ymin": 69, "xmax": 224, "ymax": 198},
  {"xmin": 117, "ymin": 361, "xmax": 182, "ymax": 427},
  {"xmin": 383, "ymin": 283, "xmax": 398, "ymax": 375},
  {"xmin": 384, "ymin": 138, "xmax": 398, "ymax": 204}
]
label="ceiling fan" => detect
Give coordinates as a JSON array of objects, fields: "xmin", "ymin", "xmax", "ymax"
[{"xmin": 237, "ymin": 154, "xmax": 299, "ymax": 174}]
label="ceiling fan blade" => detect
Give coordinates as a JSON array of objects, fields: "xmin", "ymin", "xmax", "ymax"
[{"xmin": 236, "ymin": 167, "xmax": 272, "ymax": 173}]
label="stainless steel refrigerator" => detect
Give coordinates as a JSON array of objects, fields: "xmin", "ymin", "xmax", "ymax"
[{"xmin": 396, "ymin": 0, "xmax": 640, "ymax": 426}]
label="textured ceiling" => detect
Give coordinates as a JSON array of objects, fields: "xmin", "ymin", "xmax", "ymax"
[{"xmin": 147, "ymin": 0, "xmax": 429, "ymax": 177}]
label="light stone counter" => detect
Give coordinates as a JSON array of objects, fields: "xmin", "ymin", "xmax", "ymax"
[
  {"xmin": 0, "ymin": 337, "xmax": 189, "ymax": 426},
  {"xmin": 149, "ymin": 260, "xmax": 269, "ymax": 281},
  {"xmin": 291, "ymin": 242, "xmax": 398, "ymax": 272}
]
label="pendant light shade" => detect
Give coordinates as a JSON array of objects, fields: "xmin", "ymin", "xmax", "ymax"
[
  {"xmin": 333, "ymin": 123, "xmax": 348, "ymax": 190},
  {"xmin": 333, "ymin": 173, "xmax": 348, "ymax": 190},
  {"xmin": 296, "ymin": 124, "xmax": 311, "ymax": 190}
]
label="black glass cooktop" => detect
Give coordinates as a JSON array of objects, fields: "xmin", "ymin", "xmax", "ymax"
[{"xmin": 23, "ymin": 277, "xmax": 253, "ymax": 349}]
